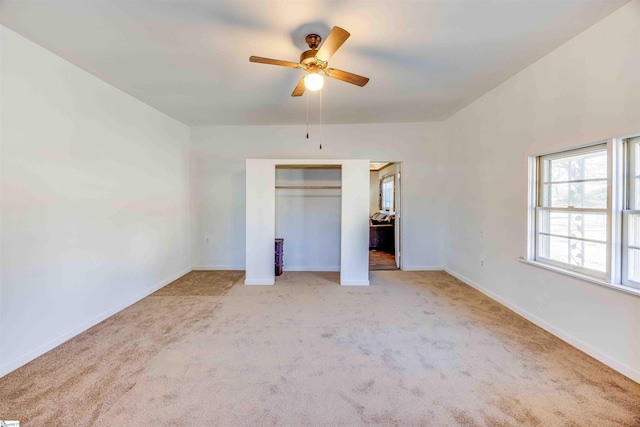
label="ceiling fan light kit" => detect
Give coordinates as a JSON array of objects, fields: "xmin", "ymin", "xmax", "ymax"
[
  {"xmin": 249, "ymin": 26, "xmax": 369, "ymax": 97},
  {"xmin": 304, "ymin": 72, "xmax": 324, "ymax": 91}
]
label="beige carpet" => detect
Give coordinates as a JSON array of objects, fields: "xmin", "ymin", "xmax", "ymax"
[{"xmin": 1, "ymin": 270, "xmax": 639, "ymax": 426}]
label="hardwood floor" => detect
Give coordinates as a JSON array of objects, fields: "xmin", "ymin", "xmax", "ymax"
[{"xmin": 369, "ymin": 250, "xmax": 397, "ymax": 270}]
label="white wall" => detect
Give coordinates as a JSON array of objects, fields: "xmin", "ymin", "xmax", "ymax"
[
  {"xmin": 191, "ymin": 122, "xmax": 447, "ymax": 271},
  {"xmin": 444, "ymin": 0, "xmax": 640, "ymax": 381},
  {"xmin": 369, "ymin": 171, "xmax": 379, "ymax": 214},
  {"xmin": 0, "ymin": 26, "xmax": 191, "ymax": 376},
  {"xmin": 276, "ymin": 168, "xmax": 341, "ymax": 271},
  {"xmin": 340, "ymin": 159, "xmax": 371, "ymax": 285},
  {"xmin": 244, "ymin": 160, "xmax": 276, "ymax": 285}
]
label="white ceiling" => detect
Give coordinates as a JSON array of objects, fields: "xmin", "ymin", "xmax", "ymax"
[{"xmin": 0, "ymin": 0, "xmax": 629, "ymax": 126}]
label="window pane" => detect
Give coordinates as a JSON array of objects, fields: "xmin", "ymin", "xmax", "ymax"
[
  {"xmin": 626, "ymin": 249, "xmax": 640, "ymax": 288},
  {"xmin": 547, "ymin": 150, "xmax": 607, "ymax": 182},
  {"xmin": 538, "ymin": 234, "xmax": 606, "ymax": 272},
  {"xmin": 635, "ymin": 142, "xmax": 640, "ymax": 177},
  {"xmin": 626, "ymin": 142, "xmax": 640, "ymax": 287},
  {"xmin": 628, "ymin": 213, "xmax": 640, "ymax": 247},
  {"xmin": 542, "ymin": 181, "xmax": 607, "ymax": 208},
  {"xmin": 539, "ymin": 211, "xmax": 607, "ymax": 242},
  {"xmin": 381, "ymin": 178, "xmax": 394, "ymax": 211},
  {"xmin": 536, "ymin": 144, "xmax": 609, "ymax": 279},
  {"xmin": 631, "ymin": 139, "xmax": 640, "ymax": 210}
]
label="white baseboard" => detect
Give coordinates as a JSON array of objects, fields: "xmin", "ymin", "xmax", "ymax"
[
  {"xmin": 244, "ymin": 279, "xmax": 274, "ymax": 285},
  {"xmin": 0, "ymin": 267, "xmax": 192, "ymax": 378},
  {"xmin": 284, "ymin": 266, "xmax": 340, "ymax": 272},
  {"xmin": 340, "ymin": 279, "xmax": 370, "ymax": 286},
  {"xmin": 444, "ymin": 268, "xmax": 640, "ymax": 384},
  {"xmin": 192, "ymin": 265, "xmax": 245, "ymax": 271},
  {"xmin": 401, "ymin": 265, "xmax": 445, "ymax": 271}
]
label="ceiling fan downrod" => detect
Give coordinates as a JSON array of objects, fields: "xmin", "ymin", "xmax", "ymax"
[{"xmin": 305, "ymin": 34, "xmax": 322, "ymax": 50}]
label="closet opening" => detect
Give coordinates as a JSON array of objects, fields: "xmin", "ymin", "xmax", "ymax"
[
  {"xmin": 369, "ymin": 162, "xmax": 401, "ymax": 270},
  {"xmin": 275, "ymin": 165, "xmax": 342, "ymax": 277}
]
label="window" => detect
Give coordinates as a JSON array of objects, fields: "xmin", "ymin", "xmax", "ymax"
[
  {"xmin": 528, "ymin": 134, "xmax": 640, "ymax": 294},
  {"xmin": 381, "ymin": 175, "xmax": 394, "ymax": 212},
  {"xmin": 622, "ymin": 137, "xmax": 640, "ymax": 289},
  {"xmin": 536, "ymin": 145, "xmax": 609, "ymax": 279}
]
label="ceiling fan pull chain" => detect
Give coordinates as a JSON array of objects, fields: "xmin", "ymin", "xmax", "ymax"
[
  {"xmin": 306, "ymin": 90, "xmax": 309, "ymax": 139},
  {"xmin": 319, "ymin": 89, "xmax": 322, "ymax": 149}
]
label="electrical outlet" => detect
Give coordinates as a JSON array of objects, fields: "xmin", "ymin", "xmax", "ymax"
[
  {"xmin": 480, "ymin": 260, "xmax": 484, "ymax": 267},
  {"xmin": 204, "ymin": 236, "xmax": 211, "ymax": 245}
]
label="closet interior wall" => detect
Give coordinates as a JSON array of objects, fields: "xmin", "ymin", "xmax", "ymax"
[{"xmin": 275, "ymin": 167, "xmax": 342, "ymax": 272}]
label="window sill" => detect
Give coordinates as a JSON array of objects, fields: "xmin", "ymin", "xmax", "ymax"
[{"xmin": 518, "ymin": 258, "xmax": 640, "ymax": 298}]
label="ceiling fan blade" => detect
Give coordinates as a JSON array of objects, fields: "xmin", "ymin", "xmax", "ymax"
[
  {"xmin": 249, "ymin": 56, "xmax": 301, "ymax": 68},
  {"xmin": 325, "ymin": 68, "xmax": 370, "ymax": 87},
  {"xmin": 315, "ymin": 26, "xmax": 350, "ymax": 62},
  {"xmin": 291, "ymin": 76, "xmax": 306, "ymax": 97}
]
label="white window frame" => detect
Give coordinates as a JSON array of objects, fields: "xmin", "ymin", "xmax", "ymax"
[
  {"xmin": 381, "ymin": 174, "xmax": 394, "ymax": 212},
  {"xmin": 536, "ymin": 144, "xmax": 610, "ymax": 279},
  {"xmin": 527, "ymin": 139, "xmax": 622, "ymax": 284},
  {"xmin": 621, "ymin": 137, "xmax": 640, "ymax": 289}
]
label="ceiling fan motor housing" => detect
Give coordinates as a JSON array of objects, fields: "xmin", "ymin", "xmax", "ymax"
[
  {"xmin": 300, "ymin": 50, "xmax": 327, "ymax": 69},
  {"xmin": 301, "ymin": 34, "xmax": 327, "ymax": 71}
]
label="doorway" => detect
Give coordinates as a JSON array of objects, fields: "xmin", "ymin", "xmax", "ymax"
[
  {"xmin": 275, "ymin": 165, "xmax": 342, "ymax": 273},
  {"xmin": 369, "ymin": 162, "xmax": 401, "ymax": 271},
  {"xmin": 245, "ymin": 158, "xmax": 370, "ymax": 286}
]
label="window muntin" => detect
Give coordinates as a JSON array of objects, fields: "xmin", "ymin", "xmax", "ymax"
[
  {"xmin": 536, "ymin": 145, "xmax": 608, "ymax": 278},
  {"xmin": 540, "ymin": 149, "xmax": 608, "ymax": 208}
]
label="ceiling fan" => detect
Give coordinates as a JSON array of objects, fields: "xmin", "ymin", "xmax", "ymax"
[{"xmin": 249, "ymin": 26, "xmax": 370, "ymax": 97}]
